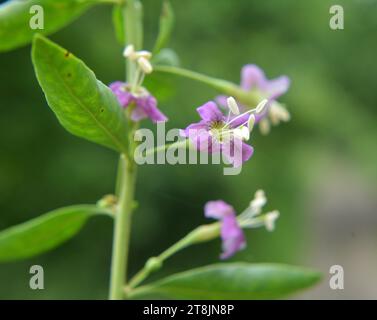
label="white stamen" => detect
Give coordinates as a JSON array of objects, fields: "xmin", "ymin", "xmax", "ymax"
[
  {"xmin": 250, "ymin": 189, "xmax": 267, "ymax": 214},
  {"xmin": 252, "ymin": 198, "xmax": 266, "ymax": 209},
  {"xmin": 240, "ymin": 126, "xmax": 250, "ymax": 140},
  {"xmin": 265, "ymin": 210, "xmax": 280, "ymax": 231},
  {"xmin": 232, "ymin": 128, "xmax": 243, "ymax": 139},
  {"xmin": 269, "ymin": 107, "xmax": 280, "ymax": 125},
  {"xmin": 270, "ymin": 103, "xmax": 290, "ymax": 124},
  {"xmin": 259, "ymin": 118, "xmax": 270, "ymax": 135},
  {"xmin": 123, "ymin": 44, "xmax": 136, "ymax": 59},
  {"xmin": 255, "ymin": 189, "xmax": 265, "ymax": 199},
  {"xmin": 136, "ymin": 50, "xmax": 152, "ymax": 60},
  {"xmin": 280, "ymin": 108, "xmax": 290, "ymax": 122},
  {"xmin": 224, "ymin": 108, "xmax": 254, "ymax": 128},
  {"xmin": 247, "ymin": 114, "xmax": 255, "ymax": 132},
  {"xmin": 232, "ymin": 126, "xmax": 249, "ymax": 141},
  {"xmin": 226, "ymin": 108, "xmax": 232, "ymax": 123},
  {"xmin": 137, "ymin": 57, "xmax": 153, "ymax": 74},
  {"xmin": 226, "ymin": 96, "xmax": 240, "ymax": 115},
  {"xmin": 256, "ymin": 99, "xmax": 269, "ymax": 114}
]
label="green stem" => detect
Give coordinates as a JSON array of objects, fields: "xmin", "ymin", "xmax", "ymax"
[
  {"xmin": 124, "ymin": 0, "xmax": 143, "ymax": 81},
  {"xmin": 109, "ymin": 155, "xmax": 136, "ymax": 299},
  {"xmin": 126, "ymin": 209, "xmax": 271, "ymax": 291},
  {"xmin": 109, "ymin": 0, "xmax": 142, "ymax": 300},
  {"xmin": 127, "ymin": 236, "xmax": 191, "ymax": 289},
  {"xmin": 154, "ymin": 65, "xmax": 262, "ymax": 107},
  {"xmin": 114, "ymin": 156, "xmax": 124, "ymax": 198},
  {"xmin": 127, "ymin": 223, "xmax": 220, "ymax": 290},
  {"xmin": 154, "ymin": 65, "xmax": 235, "ymax": 92}
]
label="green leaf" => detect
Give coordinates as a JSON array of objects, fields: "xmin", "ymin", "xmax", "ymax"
[
  {"xmin": 153, "ymin": 0, "xmax": 174, "ymax": 54},
  {"xmin": 0, "ymin": 205, "xmax": 107, "ymax": 262},
  {"xmin": 130, "ymin": 263, "xmax": 322, "ymax": 299},
  {"xmin": 0, "ymin": 0, "xmax": 101, "ymax": 52},
  {"xmin": 112, "ymin": 4, "xmax": 125, "ymax": 45},
  {"xmin": 32, "ymin": 34, "xmax": 129, "ymax": 153}
]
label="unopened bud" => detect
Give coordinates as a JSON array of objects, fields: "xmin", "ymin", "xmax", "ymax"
[
  {"xmin": 97, "ymin": 194, "xmax": 118, "ymax": 213},
  {"xmin": 145, "ymin": 257, "xmax": 162, "ymax": 272}
]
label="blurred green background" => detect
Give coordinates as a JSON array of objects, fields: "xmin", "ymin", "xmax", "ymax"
[{"xmin": 1, "ymin": 0, "xmax": 377, "ymax": 299}]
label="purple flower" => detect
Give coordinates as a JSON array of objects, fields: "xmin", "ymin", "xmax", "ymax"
[
  {"xmin": 216, "ymin": 65, "xmax": 290, "ymax": 134},
  {"xmin": 181, "ymin": 101, "xmax": 254, "ymax": 168},
  {"xmin": 241, "ymin": 64, "xmax": 290, "ymax": 100},
  {"xmin": 110, "ymin": 81, "xmax": 168, "ymax": 123},
  {"xmin": 204, "ymin": 200, "xmax": 246, "ymax": 259}
]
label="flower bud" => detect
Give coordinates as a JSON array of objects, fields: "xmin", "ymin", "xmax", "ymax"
[
  {"xmin": 145, "ymin": 257, "xmax": 162, "ymax": 272},
  {"xmin": 97, "ymin": 194, "xmax": 118, "ymax": 209}
]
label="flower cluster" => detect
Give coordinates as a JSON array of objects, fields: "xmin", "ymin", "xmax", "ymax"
[
  {"xmin": 204, "ymin": 190, "xmax": 280, "ymax": 259},
  {"xmin": 217, "ymin": 64, "xmax": 290, "ymax": 134},
  {"xmin": 110, "ymin": 45, "xmax": 286, "ymax": 261}
]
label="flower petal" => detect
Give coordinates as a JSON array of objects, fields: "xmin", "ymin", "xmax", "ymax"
[
  {"xmin": 180, "ymin": 121, "xmax": 208, "ymax": 137},
  {"xmin": 240, "ymin": 64, "xmax": 266, "ymax": 91},
  {"xmin": 220, "ymin": 214, "xmax": 246, "ymax": 259},
  {"xmin": 130, "ymin": 105, "xmax": 148, "ymax": 121},
  {"xmin": 195, "ymin": 130, "xmax": 213, "ymax": 152},
  {"xmin": 197, "ymin": 101, "xmax": 224, "ymax": 122},
  {"xmin": 109, "ymin": 81, "xmax": 133, "ymax": 107},
  {"xmin": 181, "ymin": 121, "xmax": 214, "ymax": 151},
  {"xmin": 261, "ymin": 75, "xmax": 290, "ymax": 100},
  {"xmin": 136, "ymin": 95, "xmax": 168, "ymax": 123},
  {"xmin": 240, "ymin": 142, "xmax": 254, "ymax": 164},
  {"xmin": 221, "ymin": 137, "xmax": 254, "ymax": 168},
  {"xmin": 204, "ymin": 200, "xmax": 235, "ymax": 219},
  {"xmin": 215, "ymin": 95, "xmax": 228, "ymax": 108}
]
